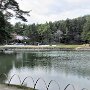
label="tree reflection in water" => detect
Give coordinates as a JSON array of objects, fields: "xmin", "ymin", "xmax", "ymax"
[{"xmin": 0, "ymin": 51, "xmax": 90, "ymax": 90}]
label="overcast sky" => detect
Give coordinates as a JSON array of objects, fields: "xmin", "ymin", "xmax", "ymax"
[{"xmin": 11, "ymin": 0, "xmax": 90, "ymax": 24}]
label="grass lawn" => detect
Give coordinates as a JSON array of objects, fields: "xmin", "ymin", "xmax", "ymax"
[{"xmin": 55, "ymin": 44, "xmax": 84, "ymax": 49}]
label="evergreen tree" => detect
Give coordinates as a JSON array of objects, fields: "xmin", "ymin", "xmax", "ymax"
[{"xmin": 0, "ymin": 0, "xmax": 30, "ymax": 44}]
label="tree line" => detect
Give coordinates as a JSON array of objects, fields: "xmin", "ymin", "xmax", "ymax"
[
  {"xmin": 1, "ymin": 14, "xmax": 90, "ymax": 45},
  {"xmin": 7, "ymin": 15, "xmax": 90, "ymax": 45},
  {"xmin": 0, "ymin": 1, "xmax": 90, "ymax": 45}
]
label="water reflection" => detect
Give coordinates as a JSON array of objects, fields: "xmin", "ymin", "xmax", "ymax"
[
  {"xmin": 0, "ymin": 53, "xmax": 16, "ymax": 83},
  {"xmin": 0, "ymin": 51, "xmax": 90, "ymax": 90},
  {"xmin": 13, "ymin": 51, "xmax": 90, "ymax": 78},
  {"xmin": 14, "ymin": 52, "xmax": 50, "ymax": 68}
]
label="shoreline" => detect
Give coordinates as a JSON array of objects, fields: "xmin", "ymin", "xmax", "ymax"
[{"xmin": 0, "ymin": 45, "xmax": 90, "ymax": 52}]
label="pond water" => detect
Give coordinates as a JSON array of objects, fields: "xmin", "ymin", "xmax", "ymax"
[{"xmin": 0, "ymin": 50, "xmax": 90, "ymax": 90}]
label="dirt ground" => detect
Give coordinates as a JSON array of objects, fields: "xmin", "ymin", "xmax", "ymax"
[{"xmin": 0, "ymin": 84, "xmax": 34, "ymax": 90}]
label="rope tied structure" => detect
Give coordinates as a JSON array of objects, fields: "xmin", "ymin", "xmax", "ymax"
[
  {"xmin": 21, "ymin": 76, "xmax": 34, "ymax": 87},
  {"xmin": 8, "ymin": 74, "xmax": 21, "ymax": 85},
  {"xmin": 0, "ymin": 73, "xmax": 8, "ymax": 79},
  {"xmin": 64, "ymin": 84, "xmax": 75, "ymax": 90},
  {"xmin": 0, "ymin": 73, "xmax": 89, "ymax": 90},
  {"xmin": 47, "ymin": 80, "xmax": 60, "ymax": 90},
  {"xmin": 0, "ymin": 73, "xmax": 8, "ymax": 83},
  {"xmin": 34, "ymin": 77, "xmax": 47, "ymax": 90}
]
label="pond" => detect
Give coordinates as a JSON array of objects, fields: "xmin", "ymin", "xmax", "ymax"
[{"xmin": 0, "ymin": 50, "xmax": 90, "ymax": 90}]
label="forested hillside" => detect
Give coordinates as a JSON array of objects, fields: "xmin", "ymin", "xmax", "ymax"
[
  {"xmin": 1, "ymin": 14, "xmax": 90, "ymax": 45},
  {"xmin": 10, "ymin": 15, "xmax": 90, "ymax": 45}
]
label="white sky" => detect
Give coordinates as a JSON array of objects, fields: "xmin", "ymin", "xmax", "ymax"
[{"xmin": 10, "ymin": 0, "xmax": 90, "ymax": 24}]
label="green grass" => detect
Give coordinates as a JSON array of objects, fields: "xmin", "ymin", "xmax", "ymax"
[{"xmin": 55, "ymin": 44, "xmax": 84, "ymax": 49}]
